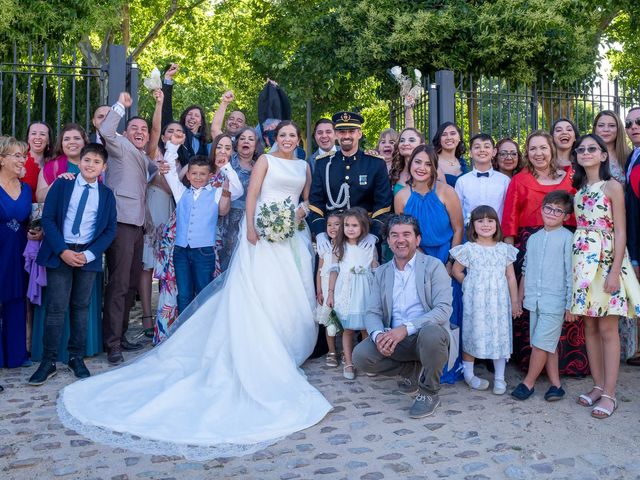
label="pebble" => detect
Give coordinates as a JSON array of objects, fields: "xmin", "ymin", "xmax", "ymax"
[
  {"xmin": 580, "ymin": 453, "xmax": 609, "ymax": 467},
  {"xmin": 462, "ymin": 462, "xmax": 488, "ymax": 473},
  {"xmin": 360, "ymin": 473, "xmax": 384, "ymax": 480},
  {"xmin": 504, "ymin": 465, "xmax": 529, "ymax": 480},
  {"xmin": 530, "ymin": 463, "xmax": 553, "ymax": 474}
]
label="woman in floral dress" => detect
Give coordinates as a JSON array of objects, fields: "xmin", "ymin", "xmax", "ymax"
[{"xmin": 571, "ymin": 134, "xmax": 640, "ymax": 418}]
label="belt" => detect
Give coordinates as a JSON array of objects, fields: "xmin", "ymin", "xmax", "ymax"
[{"xmin": 66, "ymin": 243, "xmax": 89, "ymax": 252}]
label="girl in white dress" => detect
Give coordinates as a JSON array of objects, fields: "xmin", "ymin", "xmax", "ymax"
[
  {"xmin": 450, "ymin": 205, "xmax": 521, "ymax": 395},
  {"xmin": 315, "ymin": 212, "xmax": 342, "ymax": 367},
  {"xmin": 327, "ymin": 207, "xmax": 378, "ymax": 379},
  {"xmin": 57, "ymin": 121, "xmax": 332, "ymax": 459}
]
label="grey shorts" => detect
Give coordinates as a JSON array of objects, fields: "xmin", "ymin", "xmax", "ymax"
[{"xmin": 529, "ymin": 308, "xmax": 564, "ymax": 353}]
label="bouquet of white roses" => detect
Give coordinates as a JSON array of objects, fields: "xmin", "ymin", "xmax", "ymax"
[{"xmin": 255, "ymin": 197, "xmax": 305, "ymax": 243}]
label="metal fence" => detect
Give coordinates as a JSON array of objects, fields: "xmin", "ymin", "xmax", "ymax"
[
  {"xmin": 0, "ymin": 43, "xmax": 108, "ymax": 140},
  {"xmin": 390, "ymin": 70, "xmax": 640, "ymax": 147},
  {"xmin": 455, "ymin": 75, "xmax": 640, "ymax": 146}
]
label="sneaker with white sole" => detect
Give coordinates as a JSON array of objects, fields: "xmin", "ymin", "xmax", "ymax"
[{"xmin": 409, "ymin": 392, "xmax": 441, "ymax": 418}]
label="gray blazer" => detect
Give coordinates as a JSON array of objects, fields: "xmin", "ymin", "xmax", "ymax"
[
  {"xmin": 99, "ymin": 109, "xmax": 158, "ymax": 227},
  {"xmin": 365, "ymin": 251, "xmax": 460, "ymax": 369}
]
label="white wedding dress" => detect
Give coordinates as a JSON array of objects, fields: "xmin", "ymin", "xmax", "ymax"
[{"xmin": 58, "ymin": 154, "xmax": 332, "ymax": 459}]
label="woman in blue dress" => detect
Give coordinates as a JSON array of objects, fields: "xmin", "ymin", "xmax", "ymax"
[
  {"xmin": 31, "ymin": 124, "xmax": 103, "ymax": 362},
  {"xmin": 0, "ymin": 136, "xmax": 32, "ymax": 369},
  {"xmin": 432, "ymin": 122, "xmax": 468, "ymax": 187},
  {"xmin": 395, "ymin": 144, "xmax": 465, "ymax": 383}
]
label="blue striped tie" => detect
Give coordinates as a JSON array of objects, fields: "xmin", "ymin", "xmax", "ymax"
[{"xmin": 71, "ymin": 184, "xmax": 91, "ymax": 235}]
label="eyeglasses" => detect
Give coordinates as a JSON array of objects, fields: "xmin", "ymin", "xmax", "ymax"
[
  {"xmin": 498, "ymin": 151, "xmax": 517, "ymax": 158},
  {"xmin": 625, "ymin": 118, "xmax": 640, "ymax": 129},
  {"xmin": 1, "ymin": 153, "xmax": 27, "ymax": 160},
  {"xmin": 574, "ymin": 146, "xmax": 602, "ymax": 154},
  {"xmin": 542, "ymin": 205, "xmax": 566, "ymax": 217}
]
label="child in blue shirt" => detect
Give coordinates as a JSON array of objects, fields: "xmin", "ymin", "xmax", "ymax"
[
  {"xmin": 163, "ymin": 134, "xmax": 231, "ymax": 314},
  {"xmin": 511, "ymin": 190, "xmax": 576, "ymax": 401}
]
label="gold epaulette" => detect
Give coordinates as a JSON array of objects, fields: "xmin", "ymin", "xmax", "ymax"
[{"xmin": 315, "ymin": 151, "xmax": 334, "ymax": 161}]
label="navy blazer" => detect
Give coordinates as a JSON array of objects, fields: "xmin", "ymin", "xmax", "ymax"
[{"xmin": 37, "ymin": 177, "xmax": 117, "ymax": 272}]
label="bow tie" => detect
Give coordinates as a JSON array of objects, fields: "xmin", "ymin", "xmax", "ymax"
[{"xmin": 476, "ymin": 172, "xmax": 490, "ymax": 178}]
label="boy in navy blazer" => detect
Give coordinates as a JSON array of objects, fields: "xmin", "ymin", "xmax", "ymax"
[{"xmin": 29, "ymin": 143, "xmax": 117, "ymax": 386}]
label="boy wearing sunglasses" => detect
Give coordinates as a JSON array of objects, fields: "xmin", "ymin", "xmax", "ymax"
[{"xmin": 511, "ymin": 190, "xmax": 576, "ymax": 401}]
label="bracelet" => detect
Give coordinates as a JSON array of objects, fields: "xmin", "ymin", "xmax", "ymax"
[
  {"xmin": 221, "ymin": 190, "xmax": 231, "ymax": 198},
  {"xmin": 328, "ymin": 289, "xmax": 334, "ymax": 293}
]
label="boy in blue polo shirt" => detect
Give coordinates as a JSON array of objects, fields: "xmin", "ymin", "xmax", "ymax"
[{"xmin": 163, "ymin": 134, "xmax": 231, "ymax": 313}]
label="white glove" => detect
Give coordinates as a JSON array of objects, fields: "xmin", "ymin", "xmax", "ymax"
[
  {"xmin": 316, "ymin": 232, "xmax": 332, "ymax": 255},
  {"xmin": 358, "ymin": 233, "xmax": 378, "ymax": 250}
]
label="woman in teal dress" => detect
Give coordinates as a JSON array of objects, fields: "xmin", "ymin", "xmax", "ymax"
[
  {"xmin": 32, "ymin": 124, "xmax": 103, "ymax": 362},
  {"xmin": 395, "ymin": 145, "xmax": 465, "ymax": 383}
]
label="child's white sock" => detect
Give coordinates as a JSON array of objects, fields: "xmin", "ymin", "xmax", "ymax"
[
  {"xmin": 493, "ymin": 358, "xmax": 506, "ymax": 381},
  {"xmin": 462, "ymin": 360, "xmax": 484, "ymax": 386}
]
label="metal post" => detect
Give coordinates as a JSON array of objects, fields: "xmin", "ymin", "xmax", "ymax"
[
  {"xmin": 108, "ymin": 44, "xmax": 127, "ymax": 131},
  {"xmin": 435, "ymin": 70, "xmax": 455, "ymax": 127},
  {"xmin": 613, "ymin": 78, "xmax": 620, "ymax": 116},
  {"xmin": 530, "ymin": 83, "xmax": 538, "ymax": 131},
  {"xmin": 428, "ymin": 82, "xmax": 439, "ymax": 143},
  {"xmin": 129, "ymin": 61, "xmax": 139, "ymax": 117},
  {"xmin": 306, "ymin": 99, "xmax": 312, "ymax": 159}
]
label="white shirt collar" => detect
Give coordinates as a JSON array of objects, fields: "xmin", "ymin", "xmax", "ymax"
[
  {"xmin": 191, "ymin": 184, "xmax": 213, "ymax": 192},
  {"xmin": 471, "ymin": 167, "xmax": 494, "ymax": 176},
  {"xmin": 393, "ymin": 252, "xmax": 417, "ymax": 273},
  {"xmin": 319, "ymin": 145, "xmax": 337, "ymax": 155},
  {"xmin": 77, "ymin": 175, "xmax": 98, "ymax": 189}
]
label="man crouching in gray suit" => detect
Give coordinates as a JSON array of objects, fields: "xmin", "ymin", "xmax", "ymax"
[{"xmin": 353, "ymin": 214, "xmax": 459, "ymax": 419}]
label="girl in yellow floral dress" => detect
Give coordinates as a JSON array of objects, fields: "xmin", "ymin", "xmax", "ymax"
[{"xmin": 571, "ymin": 134, "xmax": 640, "ymax": 419}]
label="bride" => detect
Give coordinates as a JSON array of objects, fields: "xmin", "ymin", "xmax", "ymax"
[{"xmin": 58, "ymin": 121, "xmax": 332, "ymax": 459}]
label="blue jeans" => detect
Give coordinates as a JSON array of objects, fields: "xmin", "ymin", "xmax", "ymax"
[
  {"xmin": 43, "ymin": 263, "xmax": 97, "ymax": 363},
  {"xmin": 173, "ymin": 245, "xmax": 216, "ymax": 314}
]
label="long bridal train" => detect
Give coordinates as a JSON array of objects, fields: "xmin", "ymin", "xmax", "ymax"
[{"xmin": 58, "ymin": 155, "xmax": 332, "ymax": 460}]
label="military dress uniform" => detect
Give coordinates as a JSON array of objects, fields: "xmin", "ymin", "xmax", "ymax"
[{"xmin": 308, "ymin": 121, "xmax": 392, "ymax": 239}]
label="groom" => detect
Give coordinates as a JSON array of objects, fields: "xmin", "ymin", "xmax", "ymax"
[{"xmin": 353, "ymin": 214, "xmax": 459, "ymax": 418}]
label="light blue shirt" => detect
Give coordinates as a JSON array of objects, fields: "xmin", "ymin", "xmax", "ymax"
[
  {"xmin": 63, "ymin": 175, "xmax": 99, "ymax": 262},
  {"xmin": 523, "ymin": 226, "xmax": 573, "ymax": 313}
]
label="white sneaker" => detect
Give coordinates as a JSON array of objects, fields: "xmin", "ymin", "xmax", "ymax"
[{"xmin": 493, "ymin": 379, "xmax": 507, "ymax": 395}]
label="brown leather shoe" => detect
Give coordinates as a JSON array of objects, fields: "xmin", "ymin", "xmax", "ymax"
[
  {"xmin": 107, "ymin": 349, "xmax": 124, "ymax": 365},
  {"xmin": 626, "ymin": 355, "xmax": 640, "ymax": 366}
]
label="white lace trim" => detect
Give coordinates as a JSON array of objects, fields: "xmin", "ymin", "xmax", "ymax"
[{"xmin": 57, "ymin": 392, "xmax": 283, "ymax": 460}]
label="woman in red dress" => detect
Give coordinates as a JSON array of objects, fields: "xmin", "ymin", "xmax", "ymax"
[
  {"xmin": 22, "ymin": 122, "xmax": 53, "ymax": 202},
  {"xmin": 502, "ymin": 130, "xmax": 589, "ymax": 376}
]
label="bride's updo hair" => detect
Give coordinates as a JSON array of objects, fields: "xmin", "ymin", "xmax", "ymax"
[
  {"xmin": 333, "ymin": 206, "xmax": 371, "ymax": 261},
  {"xmin": 274, "ymin": 120, "xmax": 301, "ymax": 140}
]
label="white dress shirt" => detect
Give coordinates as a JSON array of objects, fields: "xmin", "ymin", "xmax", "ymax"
[
  {"xmin": 163, "ymin": 142, "xmax": 243, "ymax": 203},
  {"xmin": 372, "ymin": 253, "xmax": 423, "ymax": 343},
  {"xmin": 63, "ymin": 175, "xmax": 100, "ymax": 262},
  {"xmin": 455, "ymin": 167, "xmax": 510, "ymax": 224}
]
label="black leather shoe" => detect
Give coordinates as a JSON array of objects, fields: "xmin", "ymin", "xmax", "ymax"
[
  {"xmin": 67, "ymin": 357, "xmax": 91, "ymax": 379},
  {"xmin": 28, "ymin": 361, "xmax": 57, "ymax": 386},
  {"xmin": 107, "ymin": 350, "xmax": 124, "ymax": 365},
  {"xmin": 0, "ymin": 384, "xmax": 4, "ymax": 392},
  {"xmin": 120, "ymin": 338, "xmax": 144, "ymax": 351},
  {"xmin": 626, "ymin": 355, "xmax": 640, "ymax": 366}
]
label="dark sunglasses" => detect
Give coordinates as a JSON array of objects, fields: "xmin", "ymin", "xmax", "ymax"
[{"xmin": 625, "ymin": 118, "xmax": 640, "ymax": 129}]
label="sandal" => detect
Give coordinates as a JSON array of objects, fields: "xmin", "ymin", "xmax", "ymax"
[
  {"xmin": 325, "ymin": 352, "xmax": 339, "ymax": 367},
  {"xmin": 577, "ymin": 385, "xmax": 603, "ymax": 407},
  {"xmin": 591, "ymin": 394, "xmax": 617, "ymax": 419},
  {"xmin": 343, "ymin": 364, "xmax": 356, "ymax": 380}
]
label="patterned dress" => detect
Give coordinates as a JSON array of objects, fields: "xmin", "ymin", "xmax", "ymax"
[
  {"xmin": 571, "ymin": 181, "xmax": 640, "ymax": 318},
  {"xmin": 450, "ymin": 242, "xmax": 518, "ymax": 359},
  {"xmin": 334, "ymin": 244, "xmax": 374, "ymax": 330}
]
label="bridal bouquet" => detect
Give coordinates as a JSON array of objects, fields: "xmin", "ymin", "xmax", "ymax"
[{"xmin": 255, "ymin": 197, "xmax": 304, "ymax": 242}]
